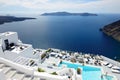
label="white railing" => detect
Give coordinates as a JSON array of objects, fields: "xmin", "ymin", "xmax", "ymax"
[
  {"xmin": 34, "ymin": 72, "xmax": 68, "ymax": 80},
  {"xmin": 0, "ymin": 57, "xmax": 34, "ymax": 75}
]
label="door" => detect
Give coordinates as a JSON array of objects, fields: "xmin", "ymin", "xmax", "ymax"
[{"xmin": 4, "ymin": 39, "xmax": 9, "ymax": 50}]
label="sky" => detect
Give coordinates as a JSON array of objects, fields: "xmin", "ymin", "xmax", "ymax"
[{"xmin": 0, "ymin": 0, "xmax": 120, "ymax": 14}]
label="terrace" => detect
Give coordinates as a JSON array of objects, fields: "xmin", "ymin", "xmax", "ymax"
[
  {"xmin": 0, "ymin": 32, "xmax": 15, "ymax": 37},
  {"xmin": 10, "ymin": 44, "xmax": 28, "ymax": 54},
  {"xmin": 38, "ymin": 49, "xmax": 120, "ymax": 80}
]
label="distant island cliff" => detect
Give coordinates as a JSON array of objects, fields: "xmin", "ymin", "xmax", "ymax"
[
  {"xmin": 41, "ymin": 12, "xmax": 98, "ymax": 16},
  {"xmin": 101, "ymin": 20, "xmax": 120, "ymax": 41},
  {"xmin": 0, "ymin": 16, "xmax": 36, "ymax": 25}
]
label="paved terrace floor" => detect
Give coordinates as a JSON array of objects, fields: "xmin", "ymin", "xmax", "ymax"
[{"xmin": 38, "ymin": 57, "xmax": 61, "ymax": 73}]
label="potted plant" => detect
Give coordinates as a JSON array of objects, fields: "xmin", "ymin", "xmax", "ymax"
[
  {"xmin": 38, "ymin": 68, "xmax": 45, "ymax": 72},
  {"xmin": 77, "ymin": 68, "xmax": 81, "ymax": 74},
  {"xmin": 51, "ymin": 72, "xmax": 58, "ymax": 75}
]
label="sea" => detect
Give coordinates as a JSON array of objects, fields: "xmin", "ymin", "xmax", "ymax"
[{"xmin": 0, "ymin": 14, "xmax": 120, "ymax": 59}]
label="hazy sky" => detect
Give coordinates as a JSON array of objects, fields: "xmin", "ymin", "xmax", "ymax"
[{"xmin": 0, "ymin": 0, "xmax": 120, "ymax": 14}]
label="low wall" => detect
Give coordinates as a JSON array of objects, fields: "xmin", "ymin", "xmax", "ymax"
[
  {"xmin": 57, "ymin": 68, "xmax": 69, "ymax": 75},
  {"xmin": 34, "ymin": 72, "xmax": 68, "ymax": 80},
  {"xmin": 0, "ymin": 57, "xmax": 34, "ymax": 75},
  {"xmin": 101, "ymin": 56, "xmax": 120, "ymax": 67},
  {"xmin": 57, "ymin": 68, "xmax": 82, "ymax": 80}
]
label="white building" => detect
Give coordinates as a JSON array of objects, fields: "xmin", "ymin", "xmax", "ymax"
[
  {"xmin": 0, "ymin": 32, "xmax": 68, "ymax": 80},
  {"xmin": 0, "ymin": 32, "xmax": 39, "ymax": 61}
]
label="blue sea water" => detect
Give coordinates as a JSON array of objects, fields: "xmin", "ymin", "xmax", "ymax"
[{"xmin": 0, "ymin": 14, "xmax": 120, "ymax": 59}]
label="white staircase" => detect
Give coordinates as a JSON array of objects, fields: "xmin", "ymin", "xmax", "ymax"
[
  {"xmin": 11, "ymin": 72, "xmax": 25, "ymax": 80},
  {"xmin": 5, "ymin": 69, "xmax": 16, "ymax": 79},
  {"xmin": 2, "ymin": 66, "xmax": 11, "ymax": 74},
  {"xmin": 0, "ymin": 63, "xmax": 42, "ymax": 80},
  {"xmin": 0, "ymin": 63, "xmax": 4, "ymax": 68},
  {"xmin": 22, "ymin": 75, "xmax": 32, "ymax": 80},
  {"xmin": 32, "ymin": 77, "xmax": 40, "ymax": 80}
]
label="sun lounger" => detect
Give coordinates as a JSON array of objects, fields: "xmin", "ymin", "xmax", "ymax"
[
  {"xmin": 47, "ymin": 66, "xmax": 53, "ymax": 69},
  {"xmin": 111, "ymin": 66, "xmax": 120, "ymax": 74},
  {"xmin": 102, "ymin": 61, "xmax": 109, "ymax": 66},
  {"xmin": 112, "ymin": 66, "xmax": 120, "ymax": 70},
  {"xmin": 107, "ymin": 63, "xmax": 113, "ymax": 68},
  {"xmin": 111, "ymin": 69, "xmax": 120, "ymax": 74}
]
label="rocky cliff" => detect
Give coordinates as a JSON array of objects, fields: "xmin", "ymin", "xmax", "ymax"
[{"xmin": 102, "ymin": 20, "xmax": 120, "ymax": 41}]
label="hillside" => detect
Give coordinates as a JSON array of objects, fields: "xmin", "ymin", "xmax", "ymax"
[
  {"xmin": 102, "ymin": 20, "xmax": 120, "ymax": 41},
  {"xmin": 41, "ymin": 12, "xmax": 97, "ymax": 16},
  {"xmin": 0, "ymin": 16, "xmax": 36, "ymax": 25}
]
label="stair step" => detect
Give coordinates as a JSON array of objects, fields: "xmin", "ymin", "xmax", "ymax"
[
  {"xmin": 0, "ymin": 64, "xmax": 4, "ymax": 68},
  {"xmin": 2, "ymin": 66, "xmax": 11, "ymax": 74},
  {"xmin": 23, "ymin": 75, "xmax": 32, "ymax": 80},
  {"xmin": 32, "ymin": 77, "xmax": 40, "ymax": 80},
  {"xmin": 40, "ymin": 78, "xmax": 46, "ymax": 80},
  {"xmin": 5, "ymin": 69, "xmax": 16, "ymax": 79},
  {"xmin": 12, "ymin": 72, "xmax": 25, "ymax": 80}
]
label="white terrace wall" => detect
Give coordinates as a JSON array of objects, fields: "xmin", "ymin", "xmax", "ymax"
[
  {"xmin": 19, "ymin": 44, "xmax": 34, "ymax": 58},
  {"xmin": 34, "ymin": 72, "xmax": 68, "ymax": 80}
]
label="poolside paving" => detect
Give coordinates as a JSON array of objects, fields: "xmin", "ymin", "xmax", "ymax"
[
  {"xmin": 39, "ymin": 55, "xmax": 120, "ymax": 80},
  {"xmin": 102, "ymin": 65, "xmax": 120, "ymax": 80}
]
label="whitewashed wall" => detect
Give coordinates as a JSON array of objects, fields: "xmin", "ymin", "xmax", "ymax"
[
  {"xmin": 19, "ymin": 44, "xmax": 34, "ymax": 58},
  {"xmin": 0, "ymin": 32, "xmax": 18, "ymax": 50},
  {"xmin": 0, "ymin": 45, "xmax": 3, "ymax": 54},
  {"xmin": 34, "ymin": 72, "xmax": 68, "ymax": 80}
]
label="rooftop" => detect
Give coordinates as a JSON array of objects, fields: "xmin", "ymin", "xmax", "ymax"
[{"xmin": 0, "ymin": 32, "xmax": 16, "ymax": 37}]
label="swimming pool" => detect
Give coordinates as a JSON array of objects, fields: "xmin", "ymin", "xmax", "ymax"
[
  {"xmin": 102, "ymin": 75, "xmax": 114, "ymax": 80},
  {"xmin": 58, "ymin": 61, "xmax": 113, "ymax": 80}
]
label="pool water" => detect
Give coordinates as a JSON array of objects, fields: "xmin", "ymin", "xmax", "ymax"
[
  {"xmin": 58, "ymin": 61, "xmax": 113, "ymax": 80},
  {"xmin": 102, "ymin": 75, "xmax": 114, "ymax": 80}
]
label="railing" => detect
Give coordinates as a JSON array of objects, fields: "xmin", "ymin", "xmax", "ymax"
[
  {"xmin": 0, "ymin": 57, "xmax": 34, "ymax": 75},
  {"xmin": 34, "ymin": 72, "xmax": 68, "ymax": 80}
]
